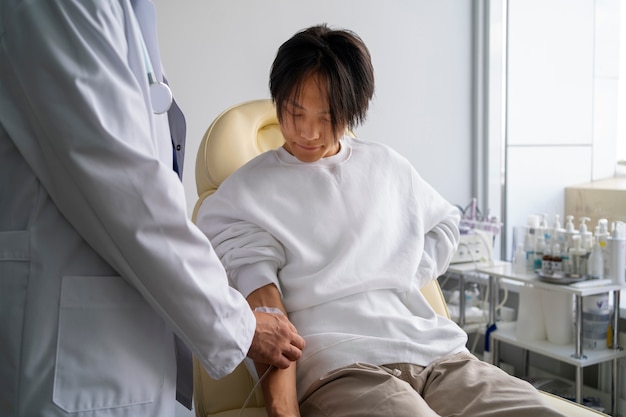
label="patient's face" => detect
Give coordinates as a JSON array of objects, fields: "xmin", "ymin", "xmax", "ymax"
[{"xmin": 279, "ymin": 76, "xmax": 343, "ymax": 163}]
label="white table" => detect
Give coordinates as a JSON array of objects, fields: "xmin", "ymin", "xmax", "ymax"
[{"xmin": 476, "ymin": 262, "xmax": 626, "ymax": 415}]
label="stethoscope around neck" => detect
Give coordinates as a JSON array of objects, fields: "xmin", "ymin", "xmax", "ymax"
[{"xmin": 138, "ymin": 29, "xmax": 172, "ymax": 114}]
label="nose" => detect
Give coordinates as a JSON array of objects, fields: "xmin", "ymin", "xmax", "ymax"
[{"xmin": 299, "ymin": 118, "xmax": 320, "ymax": 141}]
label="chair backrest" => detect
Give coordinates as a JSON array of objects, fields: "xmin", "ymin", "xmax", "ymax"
[
  {"xmin": 192, "ymin": 99, "xmax": 450, "ymax": 417},
  {"xmin": 192, "ymin": 99, "xmax": 284, "ymax": 222}
]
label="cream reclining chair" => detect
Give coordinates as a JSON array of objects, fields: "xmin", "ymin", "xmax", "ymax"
[{"xmin": 191, "ymin": 99, "xmax": 609, "ymax": 417}]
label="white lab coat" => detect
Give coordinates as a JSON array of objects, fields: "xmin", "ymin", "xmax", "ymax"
[{"xmin": 0, "ymin": 1, "xmax": 255, "ymax": 416}]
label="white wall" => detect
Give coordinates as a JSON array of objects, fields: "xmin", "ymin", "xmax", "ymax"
[{"xmin": 153, "ymin": 0, "xmax": 475, "ymax": 216}]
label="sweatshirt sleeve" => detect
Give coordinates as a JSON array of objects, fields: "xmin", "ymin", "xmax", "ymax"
[
  {"xmin": 196, "ymin": 185, "xmax": 287, "ymax": 299},
  {"xmin": 411, "ymin": 169, "xmax": 461, "ymax": 287}
]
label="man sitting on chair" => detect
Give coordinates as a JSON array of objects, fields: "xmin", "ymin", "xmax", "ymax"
[{"xmin": 196, "ymin": 24, "xmax": 566, "ymax": 417}]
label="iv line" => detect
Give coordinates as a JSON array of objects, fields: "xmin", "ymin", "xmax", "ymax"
[{"xmin": 237, "ymin": 364, "xmax": 275, "ymax": 417}]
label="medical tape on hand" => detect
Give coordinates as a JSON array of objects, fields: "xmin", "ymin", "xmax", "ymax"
[{"xmin": 254, "ymin": 306, "xmax": 284, "ymax": 315}]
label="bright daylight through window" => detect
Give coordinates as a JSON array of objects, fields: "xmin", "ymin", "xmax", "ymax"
[{"xmin": 618, "ymin": 3, "xmax": 626, "ymax": 173}]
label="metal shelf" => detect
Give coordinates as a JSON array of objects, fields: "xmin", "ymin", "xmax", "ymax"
[
  {"xmin": 473, "ymin": 262, "xmax": 626, "ymax": 415},
  {"xmin": 492, "ymin": 322, "xmax": 626, "ymax": 367}
]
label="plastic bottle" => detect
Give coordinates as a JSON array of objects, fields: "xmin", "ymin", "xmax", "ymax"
[
  {"xmin": 579, "ymin": 217, "xmax": 592, "ymax": 253},
  {"xmin": 465, "ymin": 282, "xmax": 481, "ymax": 308},
  {"xmin": 588, "ymin": 238, "xmax": 604, "ymax": 280},
  {"xmin": 562, "ymin": 216, "xmax": 578, "ymax": 275},
  {"xmin": 513, "ymin": 243, "xmax": 526, "ymax": 274},
  {"xmin": 564, "ymin": 215, "xmax": 578, "ymax": 244},
  {"xmin": 607, "ymin": 221, "xmax": 626, "ymax": 284},
  {"xmin": 595, "ymin": 219, "xmax": 610, "ymax": 277},
  {"xmin": 552, "ymin": 214, "xmax": 566, "ymax": 250},
  {"xmin": 534, "ymin": 235, "xmax": 545, "ymax": 271},
  {"xmin": 525, "ymin": 215, "xmax": 540, "ymax": 271},
  {"xmin": 542, "ymin": 243, "xmax": 553, "ymax": 274},
  {"xmin": 540, "ymin": 213, "xmax": 551, "ymax": 247},
  {"xmin": 569, "ymin": 235, "xmax": 587, "ymax": 278},
  {"xmin": 551, "ymin": 243, "xmax": 563, "ymax": 273}
]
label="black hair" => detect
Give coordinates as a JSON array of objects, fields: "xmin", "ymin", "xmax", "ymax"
[{"xmin": 269, "ymin": 24, "xmax": 375, "ymax": 136}]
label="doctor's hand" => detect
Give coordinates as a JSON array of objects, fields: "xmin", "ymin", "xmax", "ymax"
[{"xmin": 248, "ymin": 311, "xmax": 305, "ymax": 369}]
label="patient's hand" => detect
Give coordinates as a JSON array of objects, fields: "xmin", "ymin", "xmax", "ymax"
[{"xmin": 248, "ymin": 311, "xmax": 305, "ymax": 369}]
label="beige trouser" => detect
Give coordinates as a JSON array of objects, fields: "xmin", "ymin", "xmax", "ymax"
[{"xmin": 299, "ymin": 352, "xmax": 567, "ymax": 417}]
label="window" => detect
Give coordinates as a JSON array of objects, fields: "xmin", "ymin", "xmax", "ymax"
[{"xmin": 617, "ymin": 3, "xmax": 626, "ymax": 173}]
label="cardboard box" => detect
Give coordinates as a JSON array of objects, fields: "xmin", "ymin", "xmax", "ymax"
[{"xmin": 564, "ymin": 177, "xmax": 626, "ymax": 229}]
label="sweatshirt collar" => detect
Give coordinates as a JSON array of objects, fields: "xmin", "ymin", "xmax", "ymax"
[{"xmin": 276, "ymin": 137, "xmax": 351, "ymax": 166}]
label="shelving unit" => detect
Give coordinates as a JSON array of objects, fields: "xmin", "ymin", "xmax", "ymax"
[
  {"xmin": 492, "ymin": 322, "xmax": 626, "ymax": 367},
  {"xmin": 445, "ymin": 261, "xmax": 506, "ymax": 328},
  {"xmin": 476, "ymin": 262, "xmax": 626, "ymax": 416}
]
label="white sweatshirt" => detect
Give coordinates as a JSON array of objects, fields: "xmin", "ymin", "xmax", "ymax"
[{"xmin": 196, "ymin": 137, "xmax": 468, "ymax": 399}]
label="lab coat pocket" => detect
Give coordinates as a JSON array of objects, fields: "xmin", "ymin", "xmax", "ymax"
[
  {"xmin": 53, "ymin": 275, "xmax": 167, "ymax": 413},
  {"xmin": 0, "ymin": 230, "xmax": 29, "ymax": 415}
]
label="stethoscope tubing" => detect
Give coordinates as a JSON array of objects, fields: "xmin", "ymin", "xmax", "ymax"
[{"xmin": 138, "ymin": 25, "xmax": 172, "ymax": 114}]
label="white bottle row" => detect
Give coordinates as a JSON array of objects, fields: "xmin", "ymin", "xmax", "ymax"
[{"xmin": 512, "ymin": 214, "xmax": 625, "ymax": 284}]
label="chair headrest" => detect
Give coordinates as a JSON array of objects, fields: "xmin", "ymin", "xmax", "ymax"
[{"xmin": 194, "ymin": 99, "xmax": 285, "ymax": 207}]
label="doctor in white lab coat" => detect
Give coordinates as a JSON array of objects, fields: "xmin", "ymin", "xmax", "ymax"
[{"xmin": 0, "ymin": 1, "xmax": 304, "ymax": 416}]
